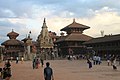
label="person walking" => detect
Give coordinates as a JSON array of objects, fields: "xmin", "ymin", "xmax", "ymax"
[
  {"xmin": 87, "ymin": 59, "xmax": 92, "ymax": 68},
  {"xmin": 21, "ymin": 57, "xmax": 24, "ymax": 64},
  {"xmin": 40, "ymin": 59, "xmax": 44, "ymax": 67},
  {"xmin": 107, "ymin": 59, "xmax": 110, "ymax": 66},
  {"xmin": 32, "ymin": 58, "xmax": 36, "ymax": 69},
  {"xmin": 36, "ymin": 59, "xmax": 40, "ymax": 69},
  {"xmin": 112, "ymin": 58, "xmax": 117, "ymax": 70},
  {"xmin": 93, "ymin": 56, "xmax": 96, "ymax": 65},
  {"xmin": 44, "ymin": 62, "xmax": 54, "ymax": 80},
  {"xmin": 16, "ymin": 57, "xmax": 19, "ymax": 64},
  {"xmin": 5, "ymin": 60, "xmax": 11, "ymax": 68}
]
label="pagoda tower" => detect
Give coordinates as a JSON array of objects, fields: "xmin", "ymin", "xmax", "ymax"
[
  {"xmin": 56, "ymin": 19, "xmax": 92, "ymax": 57},
  {"xmin": 37, "ymin": 18, "xmax": 53, "ymax": 59},
  {"xmin": 1, "ymin": 29, "xmax": 24, "ymax": 60}
]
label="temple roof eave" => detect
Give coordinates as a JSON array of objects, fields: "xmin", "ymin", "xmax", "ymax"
[
  {"xmin": 60, "ymin": 26, "xmax": 90, "ymax": 31},
  {"xmin": 60, "ymin": 21, "xmax": 90, "ymax": 31},
  {"xmin": 84, "ymin": 34, "xmax": 120, "ymax": 44},
  {"xmin": 1, "ymin": 39, "xmax": 24, "ymax": 46},
  {"xmin": 55, "ymin": 34, "xmax": 93, "ymax": 43}
]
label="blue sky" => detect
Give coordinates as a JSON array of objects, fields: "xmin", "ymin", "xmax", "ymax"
[{"xmin": 0, "ymin": 0, "xmax": 120, "ymax": 44}]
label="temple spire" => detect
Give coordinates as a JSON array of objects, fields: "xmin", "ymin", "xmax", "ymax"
[
  {"xmin": 73, "ymin": 18, "xmax": 75, "ymax": 23},
  {"xmin": 42, "ymin": 18, "xmax": 47, "ymax": 28},
  {"xmin": 12, "ymin": 29, "xmax": 14, "ymax": 32},
  {"xmin": 44, "ymin": 18, "xmax": 46, "ymax": 23}
]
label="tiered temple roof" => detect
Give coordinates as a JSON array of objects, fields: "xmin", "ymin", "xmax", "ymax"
[
  {"xmin": 56, "ymin": 19, "xmax": 92, "ymax": 43},
  {"xmin": 2, "ymin": 30, "xmax": 24, "ymax": 46}
]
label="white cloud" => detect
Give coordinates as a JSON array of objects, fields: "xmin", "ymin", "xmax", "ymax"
[
  {"xmin": 83, "ymin": 11, "xmax": 120, "ymax": 37},
  {"xmin": 0, "ymin": 0, "xmax": 120, "ymax": 43}
]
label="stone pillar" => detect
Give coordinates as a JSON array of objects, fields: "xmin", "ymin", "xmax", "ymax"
[
  {"xmin": 26, "ymin": 39, "xmax": 32, "ymax": 60},
  {"xmin": 27, "ymin": 46, "xmax": 31, "ymax": 60}
]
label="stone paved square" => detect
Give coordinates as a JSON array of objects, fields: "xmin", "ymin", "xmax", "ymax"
[{"xmin": 0, "ymin": 60, "xmax": 120, "ymax": 80}]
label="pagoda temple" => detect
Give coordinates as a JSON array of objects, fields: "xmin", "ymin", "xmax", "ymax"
[
  {"xmin": 1, "ymin": 30, "xmax": 24, "ymax": 60},
  {"xmin": 55, "ymin": 19, "xmax": 92, "ymax": 57},
  {"xmin": 37, "ymin": 18, "xmax": 54, "ymax": 59}
]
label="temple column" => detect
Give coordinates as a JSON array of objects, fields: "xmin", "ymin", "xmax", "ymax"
[
  {"xmin": 27, "ymin": 45, "xmax": 31, "ymax": 60},
  {"xmin": 26, "ymin": 38, "xmax": 32, "ymax": 60}
]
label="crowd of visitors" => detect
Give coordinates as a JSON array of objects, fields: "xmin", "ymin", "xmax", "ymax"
[
  {"xmin": 0, "ymin": 54, "xmax": 119, "ymax": 80},
  {"xmin": 86, "ymin": 54, "xmax": 119, "ymax": 70}
]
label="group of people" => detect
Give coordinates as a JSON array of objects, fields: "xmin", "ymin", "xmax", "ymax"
[
  {"xmin": 93, "ymin": 56, "xmax": 101, "ymax": 65},
  {"xmin": 32, "ymin": 57, "xmax": 44, "ymax": 69},
  {"xmin": 15, "ymin": 57, "xmax": 24, "ymax": 64},
  {"xmin": 107, "ymin": 55, "xmax": 118, "ymax": 70},
  {"xmin": 86, "ymin": 55, "xmax": 101, "ymax": 69},
  {"xmin": 32, "ymin": 58, "xmax": 54, "ymax": 80},
  {"xmin": 86, "ymin": 55, "xmax": 119, "ymax": 70},
  {"xmin": 0, "ymin": 60, "xmax": 12, "ymax": 80},
  {"xmin": 32, "ymin": 57, "xmax": 54, "ymax": 80},
  {"xmin": 0, "ymin": 60, "xmax": 54, "ymax": 80}
]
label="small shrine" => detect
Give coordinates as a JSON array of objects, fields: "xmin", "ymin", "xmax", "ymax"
[{"xmin": 22, "ymin": 32, "xmax": 37, "ymax": 60}]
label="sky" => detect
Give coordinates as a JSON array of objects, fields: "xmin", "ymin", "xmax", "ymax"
[{"xmin": 0, "ymin": 0, "xmax": 120, "ymax": 44}]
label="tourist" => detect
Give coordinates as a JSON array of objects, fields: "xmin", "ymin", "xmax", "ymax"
[
  {"xmin": 16, "ymin": 57, "xmax": 19, "ymax": 64},
  {"xmin": 40, "ymin": 59, "xmax": 44, "ymax": 67},
  {"xmin": 87, "ymin": 59, "xmax": 92, "ymax": 68},
  {"xmin": 93, "ymin": 56, "xmax": 96, "ymax": 65},
  {"xmin": 112, "ymin": 58, "xmax": 117, "ymax": 70},
  {"xmin": 21, "ymin": 57, "xmax": 24, "ymax": 63},
  {"xmin": 10, "ymin": 57, "xmax": 13, "ymax": 62},
  {"xmin": 67, "ymin": 55, "xmax": 70, "ymax": 60},
  {"xmin": 5, "ymin": 60, "xmax": 11, "ymax": 68},
  {"xmin": 110, "ymin": 55, "xmax": 115, "ymax": 66},
  {"xmin": 32, "ymin": 58, "xmax": 36, "ymax": 69},
  {"xmin": 107, "ymin": 59, "xmax": 110, "ymax": 66},
  {"xmin": 106, "ymin": 55, "xmax": 110, "ymax": 66},
  {"xmin": 44, "ymin": 62, "xmax": 54, "ymax": 80},
  {"xmin": 36, "ymin": 59, "xmax": 40, "ymax": 69},
  {"xmin": 97, "ymin": 56, "xmax": 101, "ymax": 65},
  {"xmin": 51, "ymin": 51, "xmax": 55, "ymax": 60}
]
